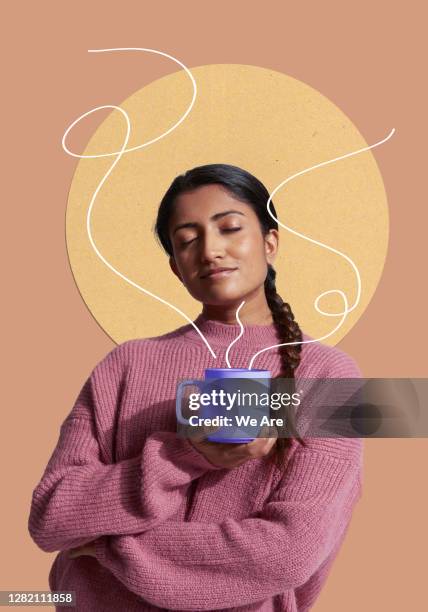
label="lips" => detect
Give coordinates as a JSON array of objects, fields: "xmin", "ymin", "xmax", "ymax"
[{"xmin": 200, "ymin": 267, "xmax": 238, "ymax": 279}]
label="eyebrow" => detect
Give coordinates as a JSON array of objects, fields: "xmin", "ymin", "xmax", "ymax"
[{"xmin": 172, "ymin": 210, "xmax": 245, "ymax": 235}]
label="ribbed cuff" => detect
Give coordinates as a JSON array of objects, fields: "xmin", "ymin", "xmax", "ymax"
[{"xmin": 173, "ymin": 436, "xmax": 224, "ymax": 472}]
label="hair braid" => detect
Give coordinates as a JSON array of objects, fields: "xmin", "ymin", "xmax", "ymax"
[{"xmin": 264, "ymin": 264, "xmax": 306, "ymax": 467}]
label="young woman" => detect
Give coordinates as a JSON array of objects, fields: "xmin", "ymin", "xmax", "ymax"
[{"xmin": 29, "ymin": 164, "xmax": 363, "ymax": 611}]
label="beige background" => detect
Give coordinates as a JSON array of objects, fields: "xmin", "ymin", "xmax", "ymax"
[
  {"xmin": 66, "ymin": 63, "xmax": 389, "ymax": 346},
  {"xmin": 3, "ymin": 1, "xmax": 427, "ymax": 610}
]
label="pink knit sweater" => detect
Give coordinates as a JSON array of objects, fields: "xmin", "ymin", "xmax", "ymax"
[{"xmin": 28, "ymin": 315, "xmax": 363, "ymax": 611}]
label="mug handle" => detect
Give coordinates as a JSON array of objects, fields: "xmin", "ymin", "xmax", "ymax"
[{"xmin": 176, "ymin": 379, "xmax": 204, "ymax": 425}]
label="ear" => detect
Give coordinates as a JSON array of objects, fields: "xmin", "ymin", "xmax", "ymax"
[
  {"xmin": 169, "ymin": 257, "xmax": 183, "ymax": 283},
  {"xmin": 264, "ymin": 229, "xmax": 279, "ymax": 265}
]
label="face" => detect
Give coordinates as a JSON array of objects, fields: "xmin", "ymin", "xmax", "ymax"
[{"xmin": 168, "ymin": 184, "xmax": 278, "ymax": 307}]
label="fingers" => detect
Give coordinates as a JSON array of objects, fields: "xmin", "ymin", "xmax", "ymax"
[
  {"xmin": 217, "ymin": 428, "xmax": 277, "ymax": 462},
  {"xmin": 187, "ymin": 423, "xmax": 220, "ymax": 443},
  {"xmin": 245, "ymin": 441, "xmax": 274, "ymax": 459},
  {"xmin": 186, "ymin": 424, "xmax": 279, "ymax": 470},
  {"xmin": 258, "ymin": 424, "xmax": 278, "ymax": 439},
  {"xmin": 243, "ymin": 426, "xmax": 278, "ymax": 457}
]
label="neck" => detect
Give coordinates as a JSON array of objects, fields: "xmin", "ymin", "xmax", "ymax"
[{"xmin": 201, "ymin": 287, "xmax": 273, "ymax": 326}]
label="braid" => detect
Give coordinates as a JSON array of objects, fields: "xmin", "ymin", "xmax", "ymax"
[{"xmin": 264, "ymin": 264, "xmax": 306, "ymax": 468}]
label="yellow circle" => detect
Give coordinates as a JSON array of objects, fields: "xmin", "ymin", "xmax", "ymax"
[{"xmin": 66, "ymin": 64, "xmax": 388, "ymax": 345}]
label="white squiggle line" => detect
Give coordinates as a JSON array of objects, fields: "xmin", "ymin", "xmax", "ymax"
[
  {"xmin": 63, "ymin": 48, "xmax": 197, "ymax": 158},
  {"xmin": 62, "ymin": 47, "xmax": 217, "ymax": 359},
  {"xmin": 248, "ymin": 128, "xmax": 395, "ymax": 370},
  {"xmin": 224, "ymin": 301, "xmax": 246, "ymax": 368}
]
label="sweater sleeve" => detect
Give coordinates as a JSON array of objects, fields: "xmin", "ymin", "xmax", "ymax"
[
  {"xmin": 94, "ymin": 439, "xmax": 363, "ymax": 610},
  {"xmin": 28, "ymin": 344, "xmax": 221, "ymax": 553}
]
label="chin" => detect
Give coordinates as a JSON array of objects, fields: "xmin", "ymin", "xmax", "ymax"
[{"xmin": 194, "ymin": 288, "xmax": 253, "ymax": 307}]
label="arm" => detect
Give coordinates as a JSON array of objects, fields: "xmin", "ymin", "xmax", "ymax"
[
  {"xmin": 94, "ymin": 440, "xmax": 363, "ymax": 611},
  {"xmin": 28, "ymin": 345, "xmax": 221, "ymax": 553}
]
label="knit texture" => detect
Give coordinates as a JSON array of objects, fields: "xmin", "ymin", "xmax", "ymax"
[{"xmin": 28, "ymin": 314, "xmax": 363, "ymax": 611}]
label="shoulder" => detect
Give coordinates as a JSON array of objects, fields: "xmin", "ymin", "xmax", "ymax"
[
  {"xmin": 91, "ymin": 322, "xmax": 193, "ymax": 372},
  {"xmin": 297, "ymin": 331, "xmax": 362, "ymax": 378}
]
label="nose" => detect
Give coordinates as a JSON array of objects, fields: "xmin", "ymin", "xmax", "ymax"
[{"xmin": 199, "ymin": 229, "xmax": 226, "ymax": 262}]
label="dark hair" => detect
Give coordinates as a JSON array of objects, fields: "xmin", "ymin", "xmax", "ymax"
[{"xmin": 154, "ymin": 163, "xmax": 306, "ymax": 468}]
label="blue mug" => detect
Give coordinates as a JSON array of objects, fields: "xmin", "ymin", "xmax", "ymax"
[{"xmin": 176, "ymin": 368, "xmax": 272, "ymax": 443}]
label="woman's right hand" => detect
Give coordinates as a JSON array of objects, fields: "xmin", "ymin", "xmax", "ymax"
[{"xmin": 188, "ymin": 425, "xmax": 278, "ymax": 469}]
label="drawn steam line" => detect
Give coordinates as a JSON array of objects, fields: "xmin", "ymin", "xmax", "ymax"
[
  {"xmin": 225, "ymin": 301, "xmax": 246, "ymax": 368},
  {"xmin": 247, "ymin": 128, "xmax": 395, "ymax": 370},
  {"xmin": 62, "ymin": 47, "xmax": 217, "ymax": 359}
]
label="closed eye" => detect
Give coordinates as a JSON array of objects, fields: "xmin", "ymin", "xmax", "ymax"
[
  {"xmin": 180, "ymin": 227, "xmax": 241, "ymax": 247},
  {"xmin": 180, "ymin": 237, "xmax": 197, "ymax": 247}
]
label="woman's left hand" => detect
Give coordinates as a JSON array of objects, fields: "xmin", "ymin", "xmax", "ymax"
[{"xmin": 68, "ymin": 543, "xmax": 97, "ymax": 559}]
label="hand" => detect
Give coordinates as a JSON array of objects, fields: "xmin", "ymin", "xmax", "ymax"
[
  {"xmin": 188, "ymin": 425, "xmax": 278, "ymax": 469},
  {"xmin": 68, "ymin": 543, "xmax": 97, "ymax": 559}
]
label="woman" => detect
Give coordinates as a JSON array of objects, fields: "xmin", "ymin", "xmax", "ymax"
[{"xmin": 28, "ymin": 164, "xmax": 363, "ymax": 611}]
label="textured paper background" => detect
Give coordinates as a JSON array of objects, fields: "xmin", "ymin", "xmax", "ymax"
[
  {"xmin": 65, "ymin": 63, "xmax": 389, "ymax": 346},
  {"xmin": 3, "ymin": 1, "xmax": 427, "ymax": 610}
]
